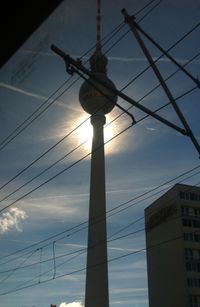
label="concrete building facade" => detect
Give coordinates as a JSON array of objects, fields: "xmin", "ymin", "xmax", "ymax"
[{"xmin": 145, "ymin": 184, "xmax": 200, "ymax": 307}]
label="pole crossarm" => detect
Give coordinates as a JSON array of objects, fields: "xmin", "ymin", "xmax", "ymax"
[
  {"xmin": 51, "ymin": 44, "xmax": 188, "ymax": 137},
  {"xmin": 51, "ymin": 45, "xmax": 135, "ymax": 125},
  {"xmin": 121, "ymin": 8, "xmax": 200, "ymax": 156}
]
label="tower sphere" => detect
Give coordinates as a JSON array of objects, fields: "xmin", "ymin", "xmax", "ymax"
[{"xmin": 79, "ymin": 73, "xmax": 118, "ymax": 115}]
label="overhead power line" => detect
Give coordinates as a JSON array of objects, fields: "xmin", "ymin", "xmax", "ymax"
[
  {"xmin": 1, "ymin": 221, "xmax": 200, "ymax": 297},
  {"xmin": 0, "ymin": 15, "xmax": 127, "ymax": 153},
  {"xmin": 0, "ymin": 122, "xmax": 132, "ymax": 216},
  {"xmin": 52, "ymin": 14, "xmax": 200, "ymax": 146},
  {"xmin": 0, "ymin": 78, "xmax": 198, "ymax": 217},
  {"xmin": 122, "ymin": 8, "xmax": 200, "ymax": 155},
  {"xmin": 0, "ymin": 2, "xmax": 196, "ymax": 196},
  {"xmin": 0, "ymin": 0, "xmax": 158, "ymax": 153},
  {"xmin": 126, "ymin": 13, "xmax": 200, "ymax": 88},
  {"xmin": 0, "ymin": 48, "xmax": 198, "ymax": 208},
  {"xmin": 0, "ymin": 0, "xmax": 162, "ymax": 191},
  {"xmin": 0, "ymin": 163, "xmax": 199, "ymax": 266},
  {"xmin": 0, "ymin": 173, "xmax": 199, "ymax": 296},
  {"xmin": 0, "ymin": 0, "xmax": 197, "ymax": 264},
  {"xmin": 1, "ymin": 178, "xmax": 200, "ymax": 276},
  {"xmin": 0, "ymin": 0, "xmax": 199, "ymax": 297}
]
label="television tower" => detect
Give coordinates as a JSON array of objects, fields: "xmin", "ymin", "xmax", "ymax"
[
  {"xmin": 51, "ymin": 3, "xmax": 200, "ymax": 304},
  {"xmin": 79, "ymin": 0, "xmax": 117, "ymax": 306}
]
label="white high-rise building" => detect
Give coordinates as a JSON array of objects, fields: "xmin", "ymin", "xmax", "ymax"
[{"xmin": 145, "ymin": 184, "xmax": 200, "ymax": 307}]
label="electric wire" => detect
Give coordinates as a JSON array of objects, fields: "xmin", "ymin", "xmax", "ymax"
[
  {"xmin": 2, "ymin": 14, "xmax": 198, "ymax": 198},
  {"xmin": 131, "ymin": 19, "xmax": 200, "ymax": 88},
  {"xmin": 122, "ymin": 51, "xmax": 200, "ymax": 99},
  {"xmin": 133, "ymin": 0, "xmax": 160, "ymax": 18},
  {"xmin": 0, "ymin": 12, "xmax": 127, "ymax": 152},
  {"xmin": 0, "ymin": 92, "xmax": 198, "ymax": 254},
  {"xmin": 0, "ymin": 0, "xmax": 160, "ymax": 190},
  {"xmin": 0, "ymin": 164, "xmax": 199, "ymax": 268},
  {"xmin": 0, "ymin": 137, "xmax": 88, "ymax": 201},
  {"xmin": 0, "ymin": 79, "xmax": 198, "ymax": 217},
  {"xmin": 37, "ymin": 168, "xmax": 200, "ymax": 249},
  {"xmin": 138, "ymin": 0, "xmax": 162, "ymax": 22},
  {"xmin": 119, "ymin": 22, "xmax": 200, "ymax": 91},
  {"xmin": 0, "ymin": 3, "xmax": 198, "ymax": 298},
  {"xmin": 38, "ymin": 248, "xmax": 43, "ymax": 284},
  {"xmin": 0, "ymin": 21, "xmax": 130, "ymax": 190},
  {"xmin": 0, "ymin": 122, "xmax": 133, "ymax": 216},
  {"xmin": 0, "ymin": 164, "xmax": 199, "ymax": 280},
  {"xmin": 0, "ymin": 172, "xmax": 199, "ymax": 291},
  {"xmin": 1, "ymin": 216, "xmax": 200, "ymax": 296},
  {"xmin": 0, "ymin": 226, "xmax": 146, "ymax": 276},
  {"xmin": 0, "ymin": 78, "xmax": 71, "ymax": 151},
  {"xmin": 0, "ymin": 0, "xmax": 157, "ymax": 152},
  {"xmin": 0, "ymin": 0, "xmax": 194, "ymax": 196},
  {"xmin": 0, "ymin": 0, "xmax": 198, "ymax": 264},
  {"xmin": 0, "ymin": 249, "xmax": 36, "ymax": 285},
  {"xmin": 52, "ymin": 242, "xmax": 56, "ymax": 279},
  {"xmin": 0, "ymin": 65, "xmax": 198, "ymax": 284},
  {"xmin": 2, "ymin": 212, "xmax": 200, "ymax": 294},
  {"xmin": 0, "ymin": 0, "xmax": 198, "ymax": 296},
  {"xmin": 102, "ymin": 0, "xmax": 162, "ymax": 57},
  {"xmin": 1, "ymin": 50, "xmax": 199, "ymax": 207}
]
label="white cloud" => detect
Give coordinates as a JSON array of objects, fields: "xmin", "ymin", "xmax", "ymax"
[
  {"xmin": 59, "ymin": 302, "xmax": 84, "ymax": 307},
  {"xmin": 146, "ymin": 127, "xmax": 156, "ymax": 131},
  {"xmin": 0, "ymin": 207, "xmax": 28, "ymax": 234}
]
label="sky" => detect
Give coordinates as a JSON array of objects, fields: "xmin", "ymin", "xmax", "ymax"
[{"xmin": 0, "ymin": 0, "xmax": 200, "ymax": 306}]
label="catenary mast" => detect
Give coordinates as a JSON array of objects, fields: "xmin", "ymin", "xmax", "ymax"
[{"xmin": 79, "ymin": 0, "xmax": 117, "ymax": 306}]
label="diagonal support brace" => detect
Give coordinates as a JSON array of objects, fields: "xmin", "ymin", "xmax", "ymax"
[{"xmin": 121, "ymin": 8, "xmax": 200, "ymax": 156}]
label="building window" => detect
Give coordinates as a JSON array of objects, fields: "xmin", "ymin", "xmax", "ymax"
[
  {"xmin": 194, "ymin": 234, "xmax": 200, "ymax": 242},
  {"xmin": 188, "ymin": 278, "xmax": 200, "ymax": 288},
  {"xmin": 193, "ymin": 220, "xmax": 200, "ymax": 228},
  {"xmin": 182, "ymin": 206, "xmax": 200, "ymax": 218},
  {"xmin": 180, "ymin": 191, "xmax": 200, "ymax": 202},
  {"xmin": 180, "ymin": 191, "xmax": 185, "ymax": 199},
  {"xmin": 194, "ymin": 208, "xmax": 200, "ymax": 216},
  {"xmin": 185, "ymin": 248, "xmax": 200, "ymax": 261},
  {"xmin": 182, "ymin": 206, "xmax": 190, "ymax": 216},
  {"xmin": 186, "ymin": 261, "xmax": 200, "ymax": 272},
  {"xmin": 185, "ymin": 248, "xmax": 193, "ymax": 260},
  {"xmin": 182, "ymin": 218, "xmax": 200, "ymax": 228},
  {"xmin": 184, "ymin": 233, "xmax": 200, "ymax": 242},
  {"xmin": 183, "ymin": 219, "xmax": 192, "ymax": 227},
  {"xmin": 189, "ymin": 295, "xmax": 200, "ymax": 307},
  {"xmin": 186, "ymin": 192, "xmax": 190, "ymax": 200}
]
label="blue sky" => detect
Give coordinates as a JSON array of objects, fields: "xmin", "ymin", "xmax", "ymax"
[{"xmin": 0, "ymin": 0, "xmax": 200, "ymax": 306}]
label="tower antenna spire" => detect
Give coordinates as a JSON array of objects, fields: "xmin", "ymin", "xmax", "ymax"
[
  {"xmin": 96, "ymin": 0, "xmax": 102, "ymax": 52},
  {"xmin": 90, "ymin": 0, "xmax": 107, "ymax": 73}
]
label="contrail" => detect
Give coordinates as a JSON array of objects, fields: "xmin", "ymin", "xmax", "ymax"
[{"xmin": 0, "ymin": 82, "xmax": 75, "ymax": 110}]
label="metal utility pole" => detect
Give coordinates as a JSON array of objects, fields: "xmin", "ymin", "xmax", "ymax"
[{"xmin": 121, "ymin": 8, "xmax": 200, "ymax": 157}]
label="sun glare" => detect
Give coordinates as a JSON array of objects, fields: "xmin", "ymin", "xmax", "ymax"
[
  {"xmin": 77, "ymin": 118, "xmax": 93, "ymax": 149},
  {"xmin": 76, "ymin": 114, "xmax": 115, "ymax": 154}
]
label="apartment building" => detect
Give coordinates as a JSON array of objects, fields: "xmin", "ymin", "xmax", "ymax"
[{"xmin": 145, "ymin": 184, "xmax": 200, "ymax": 307}]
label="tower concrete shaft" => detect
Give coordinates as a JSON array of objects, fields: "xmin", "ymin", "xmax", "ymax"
[{"xmin": 85, "ymin": 111, "xmax": 109, "ymax": 307}]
